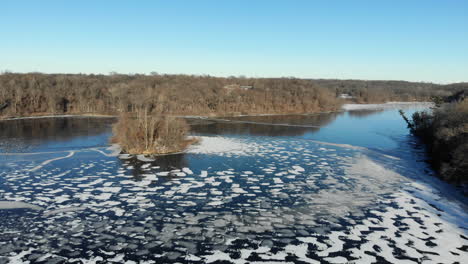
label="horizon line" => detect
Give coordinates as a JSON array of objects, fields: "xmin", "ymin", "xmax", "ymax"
[{"xmin": 2, "ymin": 70, "xmax": 464, "ymax": 85}]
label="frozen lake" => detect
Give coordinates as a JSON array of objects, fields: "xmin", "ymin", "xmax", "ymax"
[{"xmin": 0, "ymin": 103, "xmax": 467, "ymax": 263}]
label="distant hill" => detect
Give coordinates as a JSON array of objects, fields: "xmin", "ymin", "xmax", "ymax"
[{"xmin": 309, "ymin": 79, "xmax": 461, "ymax": 103}]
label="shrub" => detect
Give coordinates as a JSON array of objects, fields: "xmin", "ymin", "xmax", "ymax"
[{"xmin": 407, "ymin": 98, "xmax": 468, "ymax": 185}]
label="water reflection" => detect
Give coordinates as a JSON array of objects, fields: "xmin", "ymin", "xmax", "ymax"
[
  {"xmin": 125, "ymin": 153, "xmax": 189, "ymax": 180},
  {"xmin": 0, "ymin": 117, "xmax": 115, "ymax": 153},
  {"xmin": 188, "ymin": 113, "xmax": 341, "ymax": 137},
  {"xmin": 347, "ymin": 109, "xmax": 384, "ymax": 118}
]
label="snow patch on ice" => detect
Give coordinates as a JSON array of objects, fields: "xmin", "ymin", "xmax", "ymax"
[{"xmin": 186, "ymin": 136, "xmax": 259, "ymax": 156}]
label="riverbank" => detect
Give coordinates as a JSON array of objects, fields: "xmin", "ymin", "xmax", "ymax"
[
  {"xmin": 1, "ymin": 101, "xmax": 436, "ymax": 120},
  {"xmin": 404, "ymin": 98, "xmax": 468, "ymax": 188}
]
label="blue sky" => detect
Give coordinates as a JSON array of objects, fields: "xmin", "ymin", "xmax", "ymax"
[{"xmin": 1, "ymin": 0, "xmax": 467, "ymax": 83}]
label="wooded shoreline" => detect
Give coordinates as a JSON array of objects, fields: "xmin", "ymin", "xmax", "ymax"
[
  {"xmin": 402, "ymin": 92, "xmax": 468, "ymax": 188},
  {"xmin": 0, "ymin": 73, "xmax": 461, "ymax": 119}
]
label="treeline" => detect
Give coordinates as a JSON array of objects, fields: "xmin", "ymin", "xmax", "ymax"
[
  {"xmin": 311, "ymin": 79, "xmax": 459, "ymax": 103},
  {"xmin": 0, "ymin": 73, "xmax": 460, "ymax": 118},
  {"xmin": 403, "ymin": 91, "xmax": 468, "ymax": 186},
  {"xmin": 0, "ymin": 73, "xmax": 341, "ymax": 117}
]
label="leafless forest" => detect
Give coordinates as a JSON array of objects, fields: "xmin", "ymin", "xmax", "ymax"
[
  {"xmin": 0, "ymin": 73, "xmax": 459, "ymax": 118},
  {"xmin": 112, "ymin": 111, "xmax": 194, "ymax": 155}
]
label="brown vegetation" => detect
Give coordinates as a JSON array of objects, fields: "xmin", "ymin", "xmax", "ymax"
[
  {"xmin": 402, "ymin": 94, "xmax": 468, "ymax": 185},
  {"xmin": 311, "ymin": 79, "xmax": 461, "ymax": 103},
  {"xmin": 1, "ymin": 73, "xmax": 462, "ymax": 119},
  {"xmin": 112, "ymin": 111, "xmax": 194, "ymax": 155},
  {"xmin": 0, "ymin": 73, "xmax": 343, "ymax": 118}
]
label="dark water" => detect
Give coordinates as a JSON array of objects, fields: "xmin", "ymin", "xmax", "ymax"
[
  {"xmin": 0, "ymin": 117, "xmax": 115, "ymax": 153},
  {"xmin": 0, "ymin": 105, "xmax": 467, "ymax": 263}
]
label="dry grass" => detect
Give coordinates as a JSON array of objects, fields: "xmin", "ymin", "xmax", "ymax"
[{"xmin": 112, "ymin": 111, "xmax": 195, "ymax": 155}]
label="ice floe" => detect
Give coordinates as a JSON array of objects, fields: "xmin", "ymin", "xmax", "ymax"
[{"xmin": 0, "ymin": 201, "xmax": 43, "ymax": 210}]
